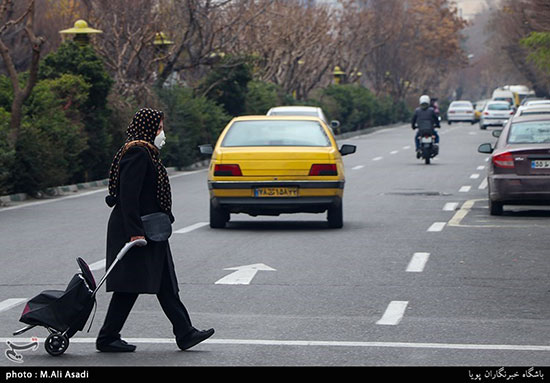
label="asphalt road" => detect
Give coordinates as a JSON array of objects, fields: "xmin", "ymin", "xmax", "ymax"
[{"xmin": 1, "ymin": 121, "xmax": 550, "ymax": 368}]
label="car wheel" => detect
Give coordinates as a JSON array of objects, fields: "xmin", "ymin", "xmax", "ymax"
[
  {"xmin": 210, "ymin": 200, "xmax": 229, "ymax": 228},
  {"xmin": 447, "ymin": 121, "xmax": 452, "ymax": 125},
  {"xmin": 489, "ymin": 199, "xmax": 503, "ymax": 216},
  {"xmin": 327, "ymin": 202, "xmax": 343, "ymax": 228},
  {"xmin": 480, "ymin": 124, "xmax": 487, "ymax": 130}
]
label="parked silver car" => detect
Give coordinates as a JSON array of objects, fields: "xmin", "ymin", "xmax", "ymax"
[{"xmin": 479, "ymin": 101, "xmax": 515, "ymax": 130}]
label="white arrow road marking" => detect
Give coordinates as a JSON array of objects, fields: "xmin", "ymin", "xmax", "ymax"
[
  {"xmin": 175, "ymin": 222, "xmax": 209, "ymax": 234},
  {"xmin": 215, "ymin": 263, "xmax": 276, "ymax": 285},
  {"xmin": 0, "ymin": 298, "xmax": 27, "ymax": 313}
]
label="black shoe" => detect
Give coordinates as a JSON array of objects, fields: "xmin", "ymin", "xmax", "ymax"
[
  {"xmin": 96, "ymin": 339, "xmax": 136, "ymax": 353},
  {"xmin": 176, "ymin": 328, "xmax": 215, "ymax": 351},
  {"xmin": 416, "ymin": 150, "xmax": 421, "ymax": 159}
]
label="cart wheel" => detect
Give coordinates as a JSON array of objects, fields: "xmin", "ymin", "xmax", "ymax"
[{"xmin": 45, "ymin": 333, "xmax": 69, "ymax": 356}]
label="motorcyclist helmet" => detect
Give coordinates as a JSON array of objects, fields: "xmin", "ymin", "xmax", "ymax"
[{"xmin": 419, "ymin": 95, "xmax": 430, "ymax": 106}]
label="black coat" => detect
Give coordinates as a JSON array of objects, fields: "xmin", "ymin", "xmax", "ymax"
[
  {"xmin": 411, "ymin": 106, "xmax": 440, "ymax": 134},
  {"xmin": 105, "ymin": 146, "xmax": 178, "ymax": 294}
]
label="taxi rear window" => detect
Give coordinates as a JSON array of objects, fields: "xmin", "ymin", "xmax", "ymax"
[{"xmin": 222, "ymin": 120, "xmax": 331, "ymax": 147}]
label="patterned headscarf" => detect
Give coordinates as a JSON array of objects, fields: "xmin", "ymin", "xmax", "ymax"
[{"xmin": 106, "ymin": 108, "xmax": 172, "ymax": 214}]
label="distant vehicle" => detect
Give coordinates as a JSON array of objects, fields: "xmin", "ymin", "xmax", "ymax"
[
  {"xmin": 446, "ymin": 100, "xmax": 475, "ymax": 124},
  {"xmin": 492, "ymin": 88, "xmax": 519, "ymax": 107},
  {"xmin": 479, "ymin": 101, "xmax": 515, "ymax": 130},
  {"xmin": 473, "ymin": 99, "xmax": 489, "ymax": 122},
  {"xmin": 514, "ymin": 104, "xmax": 550, "ymax": 118},
  {"xmin": 478, "ymin": 113, "xmax": 550, "ymax": 215},
  {"xmin": 267, "ymin": 106, "xmax": 341, "ymax": 133},
  {"xmin": 503, "ymin": 85, "xmax": 535, "ymax": 105},
  {"xmin": 522, "ymin": 99, "xmax": 550, "ymax": 107},
  {"xmin": 199, "ymin": 116, "xmax": 356, "ymax": 228}
]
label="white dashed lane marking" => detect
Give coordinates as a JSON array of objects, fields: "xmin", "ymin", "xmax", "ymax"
[
  {"xmin": 406, "ymin": 253, "xmax": 430, "ymax": 273},
  {"xmin": 376, "ymin": 301, "xmax": 409, "ymax": 325}
]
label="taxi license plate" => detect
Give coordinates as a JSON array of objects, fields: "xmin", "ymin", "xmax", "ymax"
[
  {"xmin": 531, "ymin": 160, "xmax": 550, "ymax": 169},
  {"xmin": 254, "ymin": 187, "xmax": 298, "ymax": 197}
]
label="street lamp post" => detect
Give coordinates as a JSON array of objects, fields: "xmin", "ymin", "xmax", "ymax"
[
  {"xmin": 333, "ymin": 66, "xmax": 345, "ymax": 85},
  {"xmin": 59, "ymin": 19, "xmax": 102, "ymax": 46},
  {"xmin": 153, "ymin": 32, "xmax": 174, "ymax": 73}
]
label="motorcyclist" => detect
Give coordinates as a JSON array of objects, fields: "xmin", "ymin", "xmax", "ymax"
[{"xmin": 412, "ymin": 95, "xmax": 440, "ymax": 158}]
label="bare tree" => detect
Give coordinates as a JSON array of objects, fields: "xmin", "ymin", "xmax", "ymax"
[{"xmin": 0, "ymin": 0, "xmax": 45, "ymax": 144}]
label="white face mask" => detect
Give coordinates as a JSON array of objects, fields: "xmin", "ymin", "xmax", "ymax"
[{"xmin": 154, "ymin": 130, "xmax": 166, "ymax": 150}]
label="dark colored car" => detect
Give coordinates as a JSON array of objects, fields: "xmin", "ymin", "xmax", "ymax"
[{"xmin": 478, "ymin": 114, "xmax": 550, "ymax": 215}]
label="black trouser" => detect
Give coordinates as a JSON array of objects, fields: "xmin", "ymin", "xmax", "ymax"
[{"xmin": 96, "ymin": 262, "xmax": 194, "ymax": 345}]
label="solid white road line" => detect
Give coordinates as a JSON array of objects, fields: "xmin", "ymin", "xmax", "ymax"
[
  {"xmin": 427, "ymin": 222, "xmax": 446, "ymax": 232},
  {"xmin": 459, "ymin": 186, "xmax": 471, "ymax": 192},
  {"xmin": 376, "ymin": 301, "xmax": 409, "ymax": 325},
  {"xmin": 175, "ymin": 222, "xmax": 209, "ymax": 234},
  {"xmin": 0, "ymin": 298, "xmax": 27, "ymax": 313},
  {"xmin": 352, "ymin": 165, "xmax": 364, "ymax": 170},
  {"xmin": 406, "ymin": 253, "xmax": 430, "ymax": 272},
  {"xmin": 443, "ymin": 202, "xmax": 458, "ymax": 211},
  {"xmin": 478, "ymin": 178, "xmax": 488, "ymax": 190},
  {"xmin": 2, "ymin": 337, "xmax": 550, "ymax": 352}
]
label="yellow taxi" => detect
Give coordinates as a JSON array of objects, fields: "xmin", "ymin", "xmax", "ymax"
[{"xmin": 199, "ymin": 116, "xmax": 356, "ymax": 228}]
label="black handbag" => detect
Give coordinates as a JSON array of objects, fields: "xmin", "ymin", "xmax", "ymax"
[{"xmin": 141, "ymin": 212, "xmax": 172, "ymax": 241}]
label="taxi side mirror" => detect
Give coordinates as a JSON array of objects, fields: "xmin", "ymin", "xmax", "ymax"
[
  {"xmin": 339, "ymin": 144, "xmax": 356, "ymax": 156},
  {"xmin": 198, "ymin": 144, "xmax": 213, "ymax": 156}
]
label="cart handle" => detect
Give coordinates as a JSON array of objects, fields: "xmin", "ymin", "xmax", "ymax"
[{"xmin": 93, "ymin": 238, "xmax": 147, "ymax": 295}]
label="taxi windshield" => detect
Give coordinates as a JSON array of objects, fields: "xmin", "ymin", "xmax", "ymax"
[{"xmin": 222, "ymin": 120, "xmax": 331, "ymax": 147}]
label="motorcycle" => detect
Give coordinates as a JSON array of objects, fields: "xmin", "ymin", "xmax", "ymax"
[{"xmin": 418, "ymin": 131, "xmax": 439, "ymax": 164}]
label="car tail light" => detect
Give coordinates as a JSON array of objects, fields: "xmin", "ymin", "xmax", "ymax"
[
  {"xmin": 448, "ymin": 110, "xmax": 455, "ymax": 114},
  {"xmin": 214, "ymin": 164, "xmax": 242, "ymax": 176},
  {"xmin": 309, "ymin": 164, "xmax": 338, "ymax": 176},
  {"xmin": 483, "ymin": 112, "xmax": 489, "ymax": 115},
  {"xmin": 492, "ymin": 152, "xmax": 514, "ymax": 169}
]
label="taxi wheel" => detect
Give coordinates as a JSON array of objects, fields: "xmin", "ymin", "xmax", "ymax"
[
  {"xmin": 327, "ymin": 203, "xmax": 343, "ymax": 229},
  {"xmin": 210, "ymin": 201, "xmax": 229, "ymax": 228}
]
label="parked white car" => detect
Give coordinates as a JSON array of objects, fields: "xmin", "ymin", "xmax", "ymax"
[
  {"xmin": 479, "ymin": 101, "xmax": 515, "ymax": 129},
  {"xmin": 447, "ymin": 100, "xmax": 476, "ymax": 124}
]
